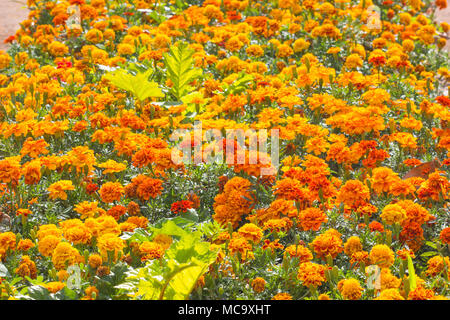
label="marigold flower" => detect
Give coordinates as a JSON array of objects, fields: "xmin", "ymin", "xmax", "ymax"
[
  {"xmin": 52, "ymin": 242, "xmax": 82, "ymax": 270},
  {"xmin": 48, "ymin": 180, "xmax": 75, "ymax": 200},
  {"xmin": 97, "ymin": 233, "xmax": 125, "ymax": 261},
  {"xmin": 375, "ymin": 289, "xmax": 405, "ymax": 300},
  {"xmin": 139, "ymin": 241, "xmax": 164, "ymax": 261},
  {"xmin": 88, "ymin": 254, "xmax": 103, "ymax": 269},
  {"xmin": 297, "ymin": 262, "xmax": 326, "ymax": 287},
  {"xmin": 311, "ymin": 229, "xmax": 343, "ymax": 260},
  {"xmin": 284, "ymin": 244, "xmax": 313, "ymax": 263},
  {"xmin": 369, "ymin": 244, "xmax": 395, "ymax": 269},
  {"xmin": 251, "ymin": 277, "xmax": 266, "ymax": 293},
  {"xmin": 440, "ymin": 227, "xmax": 450, "ymax": 244},
  {"xmin": 337, "ymin": 278, "xmax": 363, "ymax": 300},
  {"xmin": 271, "ymin": 292, "xmax": 292, "ymax": 300},
  {"xmin": 344, "ymin": 236, "xmax": 363, "ymax": 256},
  {"xmin": 298, "ymin": 207, "xmax": 328, "ymax": 231},
  {"xmin": 380, "ymin": 204, "xmax": 407, "ymax": 225},
  {"xmin": 99, "ymin": 182, "xmax": 124, "ymax": 203}
]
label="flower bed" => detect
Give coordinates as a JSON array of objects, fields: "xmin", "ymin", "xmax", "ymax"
[{"xmin": 0, "ymin": 0, "xmax": 449, "ymax": 300}]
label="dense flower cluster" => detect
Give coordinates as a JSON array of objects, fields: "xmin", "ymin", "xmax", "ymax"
[{"xmin": 0, "ymin": 0, "xmax": 448, "ymax": 300}]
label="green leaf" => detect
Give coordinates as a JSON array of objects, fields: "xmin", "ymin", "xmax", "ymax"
[
  {"xmin": 420, "ymin": 251, "xmax": 438, "ymax": 257},
  {"xmin": 118, "ymin": 221, "xmax": 218, "ymax": 300},
  {"xmin": 104, "ymin": 67, "xmax": 164, "ymax": 102},
  {"xmin": 407, "ymin": 255, "xmax": 417, "ymax": 291},
  {"xmin": 26, "ymin": 285, "xmax": 51, "ymax": 300},
  {"xmin": 164, "ymin": 42, "xmax": 202, "ymax": 101}
]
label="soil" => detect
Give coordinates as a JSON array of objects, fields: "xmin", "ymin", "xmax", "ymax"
[{"xmin": 0, "ymin": 0, "xmax": 28, "ymax": 51}]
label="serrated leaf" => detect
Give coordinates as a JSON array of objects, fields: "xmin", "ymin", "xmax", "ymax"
[
  {"xmin": 164, "ymin": 42, "xmax": 202, "ymax": 101},
  {"xmin": 104, "ymin": 67, "xmax": 164, "ymax": 102}
]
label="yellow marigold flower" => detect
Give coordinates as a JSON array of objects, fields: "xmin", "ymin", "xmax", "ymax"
[
  {"xmin": 97, "ymin": 233, "xmax": 125, "ymax": 261},
  {"xmin": 74, "ymin": 201, "xmax": 102, "ymax": 220},
  {"xmin": 380, "ymin": 204, "xmax": 407, "ymax": 225},
  {"xmin": 344, "ymin": 54, "xmax": 363, "ymax": 69},
  {"xmin": 38, "ymin": 235, "xmax": 61, "ymax": 257},
  {"xmin": 293, "ymin": 38, "xmax": 310, "ymax": 52},
  {"xmin": 246, "ymin": 44, "xmax": 264, "ymax": 57},
  {"xmin": 0, "ymin": 232, "xmax": 16, "ymax": 252},
  {"xmin": 85, "ymin": 28, "xmax": 103, "ymax": 43},
  {"xmin": 380, "ymin": 268, "xmax": 401, "ymax": 291},
  {"xmin": 284, "ymin": 244, "xmax": 313, "ymax": 263},
  {"xmin": 88, "ymin": 254, "xmax": 103, "ymax": 269},
  {"xmin": 139, "ymin": 241, "xmax": 164, "ymax": 261},
  {"xmin": 375, "ymin": 288, "xmax": 405, "ymax": 300},
  {"xmin": 344, "ymin": 236, "xmax": 363, "ymax": 256},
  {"xmin": 153, "ymin": 234, "xmax": 172, "ymax": 250},
  {"xmin": 48, "ymin": 41, "xmax": 68, "ymax": 56},
  {"xmin": 337, "ymin": 278, "xmax": 363, "ymax": 300},
  {"xmin": 117, "ymin": 43, "xmax": 135, "ymax": 56},
  {"xmin": 276, "ymin": 44, "xmax": 293, "ymax": 58},
  {"xmin": 44, "ymin": 281, "xmax": 66, "ymax": 293},
  {"xmin": 37, "ymin": 224, "xmax": 62, "ymax": 241},
  {"xmin": 0, "ymin": 51, "xmax": 12, "ymax": 69},
  {"xmin": 237, "ymin": 223, "xmax": 263, "ymax": 244},
  {"xmin": 97, "ymin": 160, "xmax": 127, "ymax": 174},
  {"xmin": 48, "ymin": 180, "xmax": 75, "ymax": 200},
  {"xmin": 369, "ymin": 244, "xmax": 395, "ymax": 268},
  {"xmin": 52, "ymin": 242, "xmax": 82, "ymax": 270}
]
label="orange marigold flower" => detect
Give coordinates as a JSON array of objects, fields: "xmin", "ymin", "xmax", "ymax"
[
  {"xmin": 17, "ymin": 239, "xmax": 35, "ymax": 251},
  {"xmin": 48, "ymin": 180, "xmax": 75, "ymax": 200},
  {"xmin": 298, "ymin": 207, "xmax": 328, "ymax": 231},
  {"xmin": 297, "ymin": 262, "xmax": 326, "ymax": 287},
  {"xmin": 139, "ymin": 241, "xmax": 164, "ymax": 261},
  {"xmin": 311, "ymin": 229, "xmax": 343, "ymax": 260},
  {"xmin": 370, "ymin": 167, "xmax": 399, "ymax": 194},
  {"xmin": 272, "ymin": 292, "xmax": 293, "ymax": 300},
  {"xmin": 369, "ymin": 244, "xmax": 394, "ymax": 268},
  {"xmin": 99, "ymin": 182, "xmax": 124, "ymax": 203},
  {"xmin": 136, "ymin": 177, "xmax": 163, "ymax": 201},
  {"xmin": 440, "ymin": 227, "xmax": 450, "ymax": 244},
  {"xmin": 251, "ymin": 277, "xmax": 266, "ymax": 293},
  {"xmin": 237, "ymin": 223, "xmax": 263, "ymax": 244},
  {"xmin": 88, "ymin": 254, "xmax": 103, "ymax": 269},
  {"xmin": 407, "ymin": 286, "xmax": 435, "ymax": 300},
  {"xmin": 337, "ymin": 180, "xmax": 370, "ymax": 208},
  {"xmin": 337, "ymin": 278, "xmax": 363, "ymax": 300}
]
